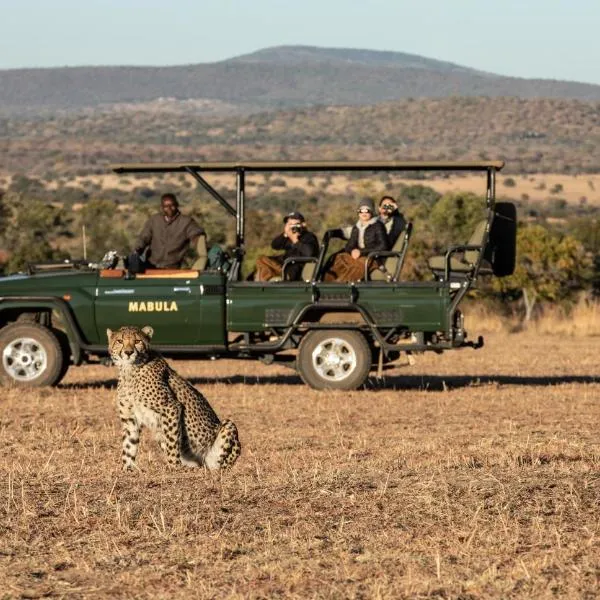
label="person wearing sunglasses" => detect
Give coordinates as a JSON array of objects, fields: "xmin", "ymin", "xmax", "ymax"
[
  {"xmin": 325, "ymin": 199, "xmax": 388, "ymax": 282},
  {"xmin": 378, "ymin": 195, "xmax": 406, "ymax": 247}
]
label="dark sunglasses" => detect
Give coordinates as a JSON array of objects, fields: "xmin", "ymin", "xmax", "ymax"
[{"xmin": 358, "ymin": 208, "xmax": 372, "ymax": 214}]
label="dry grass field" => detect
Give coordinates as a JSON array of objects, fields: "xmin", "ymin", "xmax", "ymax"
[
  {"xmin": 1, "ymin": 332, "xmax": 599, "ymax": 599},
  {"xmin": 31, "ymin": 172, "xmax": 600, "ymax": 207}
]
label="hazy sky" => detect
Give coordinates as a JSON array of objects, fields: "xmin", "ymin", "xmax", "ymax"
[{"xmin": 2, "ymin": 0, "xmax": 599, "ymax": 84}]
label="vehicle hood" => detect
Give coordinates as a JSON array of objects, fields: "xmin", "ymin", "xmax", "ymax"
[{"xmin": 0, "ymin": 270, "xmax": 99, "ymax": 295}]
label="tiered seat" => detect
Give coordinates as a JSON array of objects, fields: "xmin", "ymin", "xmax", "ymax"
[
  {"xmin": 368, "ymin": 223, "xmax": 413, "ymax": 282},
  {"xmin": 427, "ymin": 220, "xmax": 491, "ymax": 279}
]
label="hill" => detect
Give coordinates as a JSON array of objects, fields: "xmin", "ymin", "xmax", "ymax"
[
  {"xmin": 1, "ymin": 97, "xmax": 598, "ymax": 176},
  {"xmin": 1, "ymin": 45, "xmax": 600, "ymax": 115}
]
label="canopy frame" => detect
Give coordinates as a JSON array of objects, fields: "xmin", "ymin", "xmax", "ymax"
[{"xmin": 112, "ymin": 160, "xmax": 503, "ymax": 252}]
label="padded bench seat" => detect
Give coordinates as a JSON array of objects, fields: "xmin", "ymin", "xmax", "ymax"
[
  {"xmin": 137, "ymin": 269, "xmax": 199, "ymax": 279},
  {"xmin": 99, "ymin": 269, "xmax": 199, "ymax": 279}
]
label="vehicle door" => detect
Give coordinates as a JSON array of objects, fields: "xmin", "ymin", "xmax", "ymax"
[{"xmin": 94, "ymin": 270, "xmax": 226, "ymax": 346}]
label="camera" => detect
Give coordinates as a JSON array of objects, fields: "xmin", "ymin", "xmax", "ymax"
[
  {"xmin": 290, "ymin": 223, "xmax": 304, "ymax": 234},
  {"xmin": 382, "ymin": 204, "xmax": 396, "ymax": 211}
]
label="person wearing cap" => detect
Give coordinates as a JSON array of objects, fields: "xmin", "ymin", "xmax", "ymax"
[
  {"xmin": 378, "ymin": 195, "xmax": 407, "ymax": 247},
  {"xmin": 325, "ymin": 199, "xmax": 388, "ymax": 282},
  {"xmin": 255, "ymin": 211, "xmax": 319, "ymax": 281}
]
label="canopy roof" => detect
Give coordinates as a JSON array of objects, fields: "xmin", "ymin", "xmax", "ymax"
[{"xmin": 112, "ymin": 160, "xmax": 504, "ymax": 173}]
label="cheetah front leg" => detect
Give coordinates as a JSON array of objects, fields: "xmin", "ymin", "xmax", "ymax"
[
  {"xmin": 157, "ymin": 402, "xmax": 183, "ymax": 468},
  {"xmin": 119, "ymin": 409, "xmax": 141, "ymax": 471}
]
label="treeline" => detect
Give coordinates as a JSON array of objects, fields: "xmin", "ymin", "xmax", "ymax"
[{"xmin": 0, "ymin": 177, "xmax": 598, "ymax": 322}]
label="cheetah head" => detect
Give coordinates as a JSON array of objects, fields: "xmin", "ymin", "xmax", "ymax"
[{"xmin": 106, "ymin": 325, "xmax": 154, "ymax": 367}]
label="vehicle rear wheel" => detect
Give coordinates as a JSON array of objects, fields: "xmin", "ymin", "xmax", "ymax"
[
  {"xmin": 297, "ymin": 329, "xmax": 371, "ymax": 390},
  {"xmin": 0, "ymin": 323, "xmax": 65, "ymax": 387}
]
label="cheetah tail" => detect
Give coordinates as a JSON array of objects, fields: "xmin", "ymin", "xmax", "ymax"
[{"xmin": 204, "ymin": 419, "xmax": 241, "ymax": 471}]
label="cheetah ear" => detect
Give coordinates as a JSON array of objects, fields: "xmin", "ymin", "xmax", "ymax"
[
  {"xmin": 106, "ymin": 328, "xmax": 113, "ymax": 341},
  {"xmin": 141, "ymin": 326, "xmax": 154, "ymax": 339}
]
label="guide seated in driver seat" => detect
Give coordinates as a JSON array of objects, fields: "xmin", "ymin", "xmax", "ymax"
[
  {"xmin": 132, "ymin": 192, "xmax": 205, "ymax": 269},
  {"xmin": 254, "ymin": 211, "xmax": 319, "ymax": 281}
]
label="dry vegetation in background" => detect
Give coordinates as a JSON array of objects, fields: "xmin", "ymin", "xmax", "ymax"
[
  {"xmin": 0, "ymin": 332, "xmax": 599, "ymax": 598},
  {"xmin": 5, "ymin": 172, "xmax": 598, "ymax": 208},
  {"xmin": 1, "ymin": 97, "xmax": 599, "ymax": 177},
  {"xmin": 464, "ymin": 299, "xmax": 600, "ymax": 336}
]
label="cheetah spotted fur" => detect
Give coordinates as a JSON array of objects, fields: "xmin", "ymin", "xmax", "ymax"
[{"xmin": 107, "ymin": 325, "xmax": 241, "ymax": 471}]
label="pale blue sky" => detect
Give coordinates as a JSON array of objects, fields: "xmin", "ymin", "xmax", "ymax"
[{"xmin": 1, "ymin": 0, "xmax": 599, "ymax": 84}]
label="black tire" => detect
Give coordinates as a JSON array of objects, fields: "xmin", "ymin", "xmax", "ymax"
[
  {"xmin": 0, "ymin": 323, "xmax": 65, "ymax": 387},
  {"xmin": 297, "ymin": 329, "xmax": 371, "ymax": 390},
  {"xmin": 51, "ymin": 328, "xmax": 71, "ymax": 385}
]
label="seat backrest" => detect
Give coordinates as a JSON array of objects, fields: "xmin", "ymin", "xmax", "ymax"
[
  {"xmin": 465, "ymin": 220, "xmax": 488, "ymax": 265},
  {"xmin": 369, "ymin": 222, "xmax": 412, "ymax": 281},
  {"xmin": 383, "ymin": 227, "xmax": 408, "ymax": 274},
  {"xmin": 191, "ymin": 235, "xmax": 208, "ymax": 271},
  {"xmin": 301, "ymin": 262, "xmax": 316, "ymax": 282}
]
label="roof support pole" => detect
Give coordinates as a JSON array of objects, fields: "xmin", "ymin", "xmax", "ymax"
[
  {"xmin": 236, "ymin": 169, "xmax": 245, "ymax": 249},
  {"xmin": 486, "ymin": 167, "xmax": 496, "ymax": 208},
  {"xmin": 184, "ymin": 167, "xmax": 236, "ymax": 217}
]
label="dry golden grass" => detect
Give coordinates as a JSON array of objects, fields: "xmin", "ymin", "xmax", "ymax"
[
  {"xmin": 1, "ymin": 333, "xmax": 599, "ymax": 598},
  {"xmin": 465, "ymin": 299, "xmax": 600, "ymax": 337},
  {"xmin": 30, "ymin": 172, "xmax": 600, "ymax": 207}
]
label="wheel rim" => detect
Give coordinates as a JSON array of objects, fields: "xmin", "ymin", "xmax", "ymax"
[
  {"xmin": 311, "ymin": 337, "xmax": 357, "ymax": 382},
  {"xmin": 2, "ymin": 337, "xmax": 48, "ymax": 382}
]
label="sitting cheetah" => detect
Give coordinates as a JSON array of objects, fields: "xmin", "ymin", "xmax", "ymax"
[{"xmin": 107, "ymin": 325, "xmax": 240, "ymax": 471}]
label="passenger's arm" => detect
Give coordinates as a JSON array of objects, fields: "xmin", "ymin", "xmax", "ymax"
[
  {"xmin": 344, "ymin": 228, "xmax": 358, "ymax": 253},
  {"xmin": 134, "ymin": 218, "xmax": 153, "ymax": 253},
  {"xmin": 271, "ymin": 233, "xmax": 288, "ymax": 251},
  {"xmin": 185, "ymin": 218, "xmax": 205, "ymax": 244}
]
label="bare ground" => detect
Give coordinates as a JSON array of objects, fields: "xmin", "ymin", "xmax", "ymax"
[{"xmin": 0, "ymin": 333, "xmax": 599, "ymax": 599}]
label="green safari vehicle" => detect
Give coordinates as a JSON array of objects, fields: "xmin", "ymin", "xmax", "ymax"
[{"xmin": 0, "ymin": 161, "xmax": 516, "ymax": 390}]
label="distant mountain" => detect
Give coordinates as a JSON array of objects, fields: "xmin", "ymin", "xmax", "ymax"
[
  {"xmin": 1, "ymin": 45, "xmax": 600, "ymax": 116},
  {"xmin": 228, "ymin": 45, "xmax": 488, "ymax": 74}
]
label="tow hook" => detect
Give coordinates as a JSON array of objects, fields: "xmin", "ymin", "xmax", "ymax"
[
  {"xmin": 471, "ymin": 336, "xmax": 484, "ymax": 349},
  {"xmin": 462, "ymin": 336, "xmax": 484, "ymax": 350}
]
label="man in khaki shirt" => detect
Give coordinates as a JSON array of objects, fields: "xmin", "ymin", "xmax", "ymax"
[{"xmin": 134, "ymin": 193, "xmax": 204, "ymax": 269}]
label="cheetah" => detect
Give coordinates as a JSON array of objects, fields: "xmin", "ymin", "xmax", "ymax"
[{"xmin": 107, "ymin": 325, "xmax": 241, "ymax": 471}]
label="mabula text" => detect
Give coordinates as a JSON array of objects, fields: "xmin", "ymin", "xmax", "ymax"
[{"xmin": 128, "ymin": 301, "xmax": 179, "ymax": 312}]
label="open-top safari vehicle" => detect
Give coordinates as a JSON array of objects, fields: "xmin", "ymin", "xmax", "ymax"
[{"xmin": 0, "ymin": 161, "xmax": 516, "ymax": 389}]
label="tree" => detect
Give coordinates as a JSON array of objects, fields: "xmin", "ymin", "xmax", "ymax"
[
  {"xmin": 494, "ymin": 225, "xmax": 591, "ymax": 321},
  {"xmin": 79, "ymin": 198, "xmax": 129, "ymax": 260},
  {"xmin": 398, "ymin": 184, "xmax": 441, "ymax": 208},
  {"xmin": 429, "ymin": 191, "xmax": 485, "ymax": 249},
  {"xmin": 3, "ymin": 196, "xmax": 68, "ymax": 273}
]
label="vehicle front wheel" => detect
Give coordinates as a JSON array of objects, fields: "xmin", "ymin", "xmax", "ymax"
[
  {"xmin": 0, "ymin": 323, "xmax": 65, "ymax": 387},
  {"xmin": 297, "ymin": 329, "xmax": 371, "ymax": 390}
]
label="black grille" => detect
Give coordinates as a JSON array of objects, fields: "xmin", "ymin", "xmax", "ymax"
[{"xmin": 264, "ymin": 308, "xmax": 293, "ymax": 326}]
